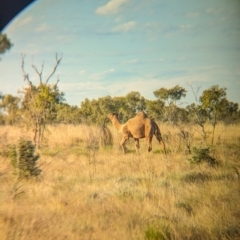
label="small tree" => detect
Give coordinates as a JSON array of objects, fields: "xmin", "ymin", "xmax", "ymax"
[
  {"xmin": 154, "ymin": 85, "xmax": 187, "ymax": 123},
  {"xmin": 0, "ymin": 33, "xmax": 13, "ymax": 57},
  {"xmin": 20, "ymin": 54, "xmax": 65, "ymax": 148},
  {"xmin": 186, "ymin": 83, "xmax": 211, "ymax": 145},
  {"xmin": 200, "ymin": 85, "xmax": 227, "ymax": 145}
]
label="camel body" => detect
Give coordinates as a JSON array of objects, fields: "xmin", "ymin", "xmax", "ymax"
[{"xmin": 108, "ymin": 111, "xmax": 166, "ymax": 154}]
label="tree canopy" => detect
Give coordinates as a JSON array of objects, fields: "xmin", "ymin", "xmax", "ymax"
[
  {"xmin": 1, "ymin": 82, "xmax": 239, "ymax": 127},
  {"xmin": 0, "ymin": 34, "xmax": 12, "ymax": 56}
]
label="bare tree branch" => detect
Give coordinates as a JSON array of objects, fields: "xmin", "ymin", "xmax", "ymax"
[
  {"xmin": 54, "ymin": 74, "xmax": 60, "ymax": 86},
  {"xmin": 21, "ymin": 54, "xmax": 32, "ymax": 86},
  {"xmin": 45, "ymin": 53, "xmax": 62, "ymax": 84},
  {"xmin": 186, "ymin": 82, "xmax": 201, "ymax": 102},
  {"xmin": 32, "ymin": 62, "xmax": 44, "ymax": 84}
]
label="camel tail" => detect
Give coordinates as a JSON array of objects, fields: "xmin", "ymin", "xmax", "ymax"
[
  {"xmin": 153, "ymin": 121, "xmax": 162, "ymax": 141},
  {"xmin": 153, "ymin": 121, "xmax": 167, "ymax": 154}
]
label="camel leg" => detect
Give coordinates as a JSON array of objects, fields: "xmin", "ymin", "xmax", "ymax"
[
  {"xmin": 120, "ymin": 137, "xmax": 128, "ymax": 154},
  {"xmin": 134, "ymin": 138, "xmax": 140, "ymax": 154}
]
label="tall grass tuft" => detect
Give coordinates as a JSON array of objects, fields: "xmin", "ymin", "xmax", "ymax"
[
  {"xmin": 6, "ymin": 138, "xmax": 41, "ymax": 179},
  {"xmin": 98, "ymin": 125, "xmax": 113, "ymax": 148}
]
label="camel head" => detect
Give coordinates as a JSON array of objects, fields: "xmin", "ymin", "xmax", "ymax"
[{"xmin": 107, "ymin": 113, "xmax": 118, "ymax": 121}]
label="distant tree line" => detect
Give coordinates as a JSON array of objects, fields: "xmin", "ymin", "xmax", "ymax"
[{"xmin": 1, "ymin": 84, "xmax": 239, "ymax": 126}]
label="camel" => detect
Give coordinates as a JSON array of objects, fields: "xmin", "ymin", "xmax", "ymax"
[{"xmin": 107, "ymin": 111, "xmax": 166, "ymax": 154}]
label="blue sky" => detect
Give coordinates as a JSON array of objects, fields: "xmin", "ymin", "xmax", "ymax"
[{"xmin": 1, "ymin": 0, "xmax": 240, "ymax": 106}]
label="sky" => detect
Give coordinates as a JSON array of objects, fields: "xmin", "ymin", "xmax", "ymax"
[{"xmin": 1, "ymin": 0, "xmax": 240, "ymax": 106}]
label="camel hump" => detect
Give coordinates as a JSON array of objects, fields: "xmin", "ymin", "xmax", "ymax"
[{"xmin": 136, "ymin": 111, "xmax": 148, "ymax": 118}]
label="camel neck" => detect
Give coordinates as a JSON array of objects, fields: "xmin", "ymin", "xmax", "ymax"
[{"xmin": 112, "ymin": 117, "xmax": 122, "ymax": 131}]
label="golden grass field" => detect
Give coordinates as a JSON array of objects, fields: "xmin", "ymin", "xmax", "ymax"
[{"xmin": 0, "ymin": 122, "xmax": 239, "ymax": 240}]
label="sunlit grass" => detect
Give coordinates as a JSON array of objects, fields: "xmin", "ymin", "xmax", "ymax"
[{"xmin": 0, "ymin": 122, "xmax": 239, "ymax": 239}]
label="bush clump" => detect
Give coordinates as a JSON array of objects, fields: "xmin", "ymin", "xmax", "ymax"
[
  {"xmin": 189, "ymin": 147, "xmax": 218, "ymax": 166},
  {"xmin": 7, "ymin": 138, "xmax": 41, "ymax": 179}
]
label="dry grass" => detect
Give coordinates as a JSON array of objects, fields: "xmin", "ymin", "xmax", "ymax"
[{"xmin": 0, "ymin": 123, "xmax": 239, "ymax": 240}]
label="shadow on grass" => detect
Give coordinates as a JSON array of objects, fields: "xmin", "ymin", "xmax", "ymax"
[{"xmin": 181, "ymin": 172, "xmax": 213, "ymax": 184}]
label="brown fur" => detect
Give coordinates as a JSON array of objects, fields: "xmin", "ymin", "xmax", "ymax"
[{"xmin": 108, "ymin": 111, "xmax": 166, "ymax": 154}]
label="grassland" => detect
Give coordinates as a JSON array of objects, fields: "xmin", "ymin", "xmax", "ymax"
[{"xmin": 0, "ymin": 123, "xmax": 239, "ymax": 240}]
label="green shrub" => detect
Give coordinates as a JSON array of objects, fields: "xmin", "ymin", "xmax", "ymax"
[
  {"xmin": 189, "ymin": 147, "xmax": 218, "ymax": 166},
  {"xmin": 7, "ymin": 138, "xmax": 41, "ymax": 179}
]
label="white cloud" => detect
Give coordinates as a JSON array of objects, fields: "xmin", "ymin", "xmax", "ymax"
[
  {"xmin": 121, "ymin": 59, "xmax": 138, "ymax": 64},
  {"xmin": 112, "ymin": 21, "xmax": 136, "ymax": 33},
  {"xmin": 78, "ymin": 70, "xmax": 86, "ymax": 75},
  {"xmin": 186, "ymin": 12, "xmax": 200, "ymax": 18},
  {"xmin": 35, "ymin": 23, "xmax": 48, "ymax": 32},
  {"xmin": 60, "ymin": 81, "xmax": 105, "ymax": 92},
  {"xmin": 180, "ymin": 24, "xmax": 193, "ymax": 30},
  {"xmin": 90, "ymin": 68, "xmax": 115, "ymax": 80},
  {"xmin": 115, "ymin": 16, "xmax": 123, "ymax": 23},
  {"xmin": 57, "ymin": 64, "xmax": 235, "ymax": 105},
  {"xmin": 143, "ymin": 22, "xmax": 163, "ymax": 41},
  {"xmin": 105, "ymin": 65, "xmax": 228, "ymax": 100},
  {"xmin": 177, "ymin": 57, "xmax": 186, "ymax": 61},
  {"xmin": 102, "ymin": 77, "xmax": 189, "ymax": 100},
  {"xmin": 56, "ymin": 34, "xmax": 76, "ymax": 44},
  {"xmin": 96, "ymin": 0, "xmax": 128, "ymax": 15},
  {"xmin": 144, "ymin": 22, "xmax": 163, "ymax": 29},
  {"xmin": 18, "ymin": 16, "xmax": 33, "ymax": 26},
  {"xmin": 106, "ymin": 78, "xmax": 160, "ymax": 97},
  {"xmin": 206, "ymin": 8, "xmax": 222, "ymax": 15}
]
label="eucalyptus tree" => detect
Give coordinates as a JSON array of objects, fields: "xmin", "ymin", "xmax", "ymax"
[
  {"xmin": 199, "ymin": 85, "xmax": 238, "ymax": 144},
  {"xmin": 80, "ymin": 96, "xmax": 117, "ymax": 125},
  {"xmin": 56, "ymin": 103, "xmax": 82, "ymax": 124},
  {"xmin": 121, "ymin": 91, "xmax": 146, "ymax": 121},
  {"xmin": 153, "ymin": 85, "xmax": 187, "ymax": 123},
  {"xmin": 145, "ymin": 99, "xmax": 165, "ymax": 121}
]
